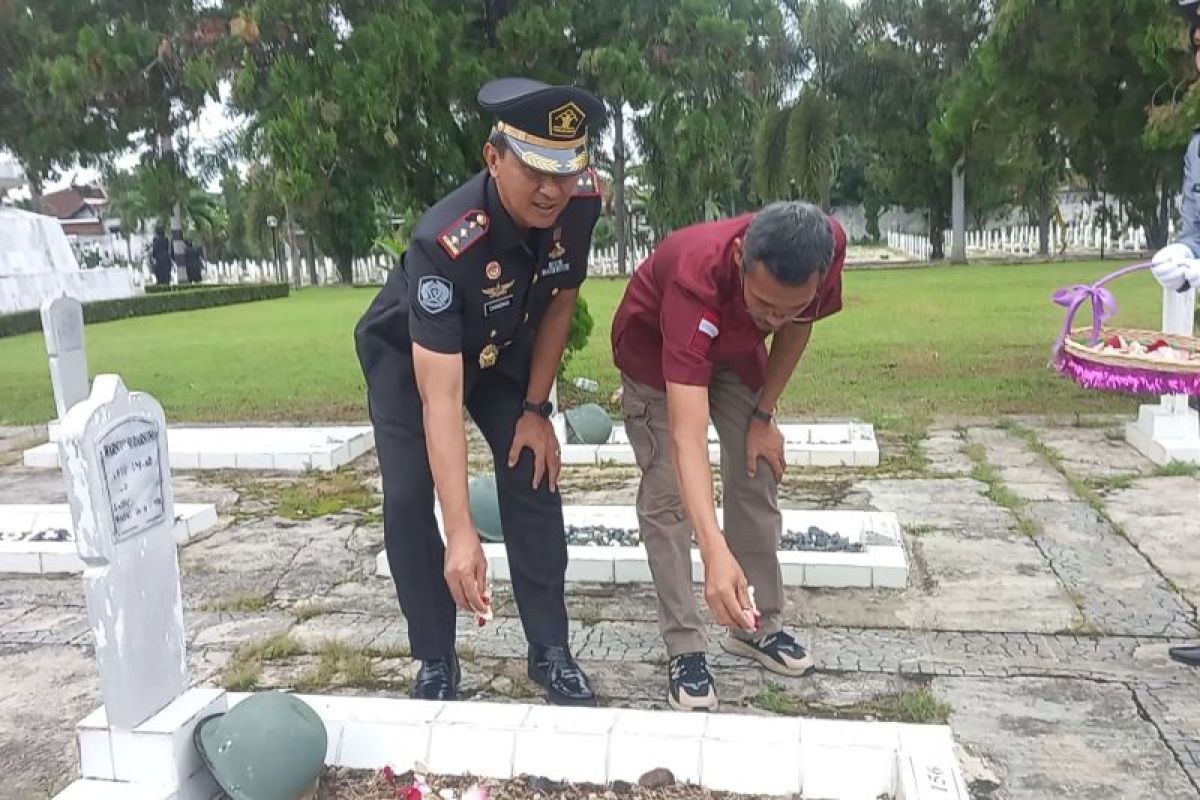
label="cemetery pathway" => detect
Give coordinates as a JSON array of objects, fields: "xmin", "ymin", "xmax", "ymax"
[{"xmin": 0, "ymin": 419, "xmax": 1197, "ymax": 799}]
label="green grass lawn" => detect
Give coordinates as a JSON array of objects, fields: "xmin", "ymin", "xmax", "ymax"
[{"xmin": 0, "ymin": 259, "xmax": 1176, "ymax": 431}]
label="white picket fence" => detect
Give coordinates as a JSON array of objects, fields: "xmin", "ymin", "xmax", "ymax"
[
  {"xmin": 136, "ymin": 255, "xmax": 394, "ymax": 287},
  {"xmin": 587, "ymin": 243, "xmax": 652, "ymax": 276},
  {"xmin": 887, "ymin": 221, "xmax": 1170, "ymax": 262},
  {"xmin": 140, "ymin": 246, "xmax": 655, "ymax": 287}
]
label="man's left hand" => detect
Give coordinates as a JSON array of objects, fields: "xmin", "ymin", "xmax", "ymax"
[
  {"xmin": 746, "ymin": 417, "xmax": 785, "ymax": 482},
  {"xmin": 508, "ymin": 412, "xmax": 561, "ymax": 491}
]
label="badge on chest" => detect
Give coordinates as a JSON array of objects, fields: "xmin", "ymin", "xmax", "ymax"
[
  {"xmin": 481, "ymin": 279, "xmax": 515, "ymax": 316},
  {"xmin": 541, "ymin": 238, "xmax": 570, "ymax": 277}
]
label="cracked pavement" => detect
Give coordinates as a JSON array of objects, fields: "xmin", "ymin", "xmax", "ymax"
[{"xmin": 0, "ymin": 418, "xmax": 1197, "ymax": 799}]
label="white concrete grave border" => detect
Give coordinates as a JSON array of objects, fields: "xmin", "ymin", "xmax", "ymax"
[
  {"xmin": 25, "ymin": 425, "xmax": 376, "ymax": 472},
  {"xmin": 550, "ymin": 380, "xmax": 881, "ymax": 468},
  {"xmin": 0, "ymin": 503, "xmax": 218, "ymax": 575},
  {"xmin": 376, "ymin": 506, "xmax": 908, "ymax": 590},
  {"xmin": 557, "ymin": 420, "xmax": 881, "ymax": 468},
  {"xmin": 60, "ymin": 691, "xmax": 967, "ymax": 800},
  {"xmin": 29, "ymin": 294, "xmax": 376, "ymax": 471},
  {"xmin": 51, "ymin": 379, "xmax": 952, "ymax": 800}
]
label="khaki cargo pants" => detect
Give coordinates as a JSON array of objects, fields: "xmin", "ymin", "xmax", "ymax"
[{"xmin": 620, "ymin": 368, "xmax": 783, "ymax": 657}]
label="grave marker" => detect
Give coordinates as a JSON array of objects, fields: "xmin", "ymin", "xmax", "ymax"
[
  {"xmin": 59, "ymin": 374, "xmax": 187, "ymax": 729},
  {"xmin": 41, "ymin": 295, "xmax": 90, "ymax": 435}
]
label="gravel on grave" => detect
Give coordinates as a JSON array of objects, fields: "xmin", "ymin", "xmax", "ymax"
[
  {"xmin": 565, "ymin": 525, "xmax": 866, "ymax": 553},
  {"xmin": 316, "ymin": 768, "xmax": 792, "ymax": 799},
  {"xmin": 0, "ymin": 527, "xmax": 70, "ymax": 543}
]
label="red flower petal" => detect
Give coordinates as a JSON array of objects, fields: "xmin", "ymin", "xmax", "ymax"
[{"xmin": 383, "ymin": 766, "xmax": 396, "ymax": 784}]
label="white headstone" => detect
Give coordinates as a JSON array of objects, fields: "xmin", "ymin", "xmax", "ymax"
[
  {"xmin": 41, "ymin": 295, "xmax": 90, "ymax": 421},
  {"xmin": 59, "ymin": 374, "xmax": 187, "ymax": 730}
]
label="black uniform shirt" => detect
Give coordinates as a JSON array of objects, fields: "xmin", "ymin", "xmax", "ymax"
[{"xmin": 358, "ymin": 168, "xmax": 602, "ymax": 385}]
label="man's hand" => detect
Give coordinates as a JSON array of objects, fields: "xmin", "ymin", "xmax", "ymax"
[
  {"xmin": 702, "ymin": 544, "xmax": 759, "ymax": 633},
  {"xmin": 746, "ymin": 416, "xmax": 786, "ymax": 482},
  {"xmin": 444, "ymin": 532, "xmax": 489, "ymax": 615},
  {"xmin": 508, "ymin": 412, "xmax": 561, "ymax": 491}
]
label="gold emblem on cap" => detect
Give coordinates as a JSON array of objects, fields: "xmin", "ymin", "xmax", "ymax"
[
  {"xmin": 479, "ymin": 344, "xmax": 498, "ymax": 369},
  {"xmin": 485, "ymin": 261, "xmax": 502, "ymax": 281},
  {"xmin": 549, "ymin": 102, "xmax": 585, "ymax": 139}
]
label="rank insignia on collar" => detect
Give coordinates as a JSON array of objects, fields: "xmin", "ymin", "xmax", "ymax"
[
  {"xmin": 573, "ymin": 168, "xmax": 600, "ymax": 197},
  {"xmin": 438, "ymin": 210, "xmax": 489, "ymax": 259}
]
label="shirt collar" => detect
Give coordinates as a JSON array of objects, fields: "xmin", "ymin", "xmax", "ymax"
[{"xmin": 485, "ymin": 175, "xmax": 526, "ymax": 254}]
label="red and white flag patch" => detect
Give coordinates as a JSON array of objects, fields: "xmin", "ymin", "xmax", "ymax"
[{"xmin": 688, "ymin": 310, "xmax": 721, "ymax": 356}]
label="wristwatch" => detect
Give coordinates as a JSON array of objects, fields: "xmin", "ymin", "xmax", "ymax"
[
  {"xmin": 751, "ymin": 407, "xmax": 773, "ymax": 423},
  {"xmin": 523, "ymin": 399, "xmax": 554, "ymax": 418}
]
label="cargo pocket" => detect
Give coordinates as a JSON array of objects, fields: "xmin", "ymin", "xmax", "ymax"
[{"xmin": 621, "ymin": 383, "xmax": 660, "ymax": 472}]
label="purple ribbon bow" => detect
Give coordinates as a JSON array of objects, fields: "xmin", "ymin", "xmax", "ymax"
[{"xmin": 1053, "ymin": 283, "xmax": 1118, "ymax": 347}]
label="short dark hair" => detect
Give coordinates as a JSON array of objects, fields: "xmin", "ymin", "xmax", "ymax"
[
  {"xmin": 487, "ymin": 127, "xmax": 509, "ymax": 153},
  {"xmin": 742, "ymin": 201, "xmax": 834, "ymax": 286}
]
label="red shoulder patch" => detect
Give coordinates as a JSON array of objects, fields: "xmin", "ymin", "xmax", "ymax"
[{"xmin": 438, "ymin": 210, "xmax": 490, "ymax": 259}]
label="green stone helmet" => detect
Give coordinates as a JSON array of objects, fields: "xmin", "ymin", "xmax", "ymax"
[
  {"xmin": 469, "ymin": 474, "xmax": 504, "ymax": 542},
  {"xmin": 194, "ymin": 691, "xmax": 327, "ymax": 800},
  {"xmin": 565, "ymin": 403, "xmax": 614, "ymax": 445}
]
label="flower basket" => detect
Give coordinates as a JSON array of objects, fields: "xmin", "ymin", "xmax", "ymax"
[{"xmin": 1051, "ymin": 262, "xmax": 1200, "ymax": 396}]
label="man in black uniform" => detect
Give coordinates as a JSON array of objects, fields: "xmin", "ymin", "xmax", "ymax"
[{"xmin": 354, "ymin": 78, "xmax": 605, "ymax": 704}]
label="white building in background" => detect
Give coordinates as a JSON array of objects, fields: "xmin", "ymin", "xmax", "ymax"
[
  {"xmin": 0, "ymin": 157, "xmax": 24, "ymax": 196},
  {"xmin": 0, "ymin": 202, "xmax": 143, "ymax": 316}
]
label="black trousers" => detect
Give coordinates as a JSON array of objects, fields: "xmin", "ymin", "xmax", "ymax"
[{"xmin": 359, "ymin": 338, "xmax": 569, "ymax": 660}]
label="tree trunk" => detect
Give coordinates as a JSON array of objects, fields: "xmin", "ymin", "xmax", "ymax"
[
  {"xmin": 1147, "ymin": 176, "xmax": 1171, "ymax": 250},
  {"xmin": 23, "ymin": 162, "xmax": 44, "ymax": 210},
  {"xmin": 613, "ymin": 101, "xmax": 628, "ymax": 275},
  {"xmin": 156, "ymin": 127, "xmax": 185, "ymax": 284},
  {"xmin": 864, "ymin": 191, "xmax": 881, "ymax": 242},
  {"xmin": 1037, "ymin": 206, "xmax": 1050, "ymax": 256},
  {"xmin": 335, "ymin": 251, "xmax": 353, "ymax": 284},
  {"xmin": 285, "ymin": 202, "xmax": 301, "ymax": 288},
  {"xmin": 307, "ymin": 230, "xmax": 319, "ymax": 286},
  {"xmin": 951, "ymin": 154, "xmax": 967, "ymax": 264},
  {"xmin": 929, "ymin": 191, "xmax": 945, "ymax": 261}
]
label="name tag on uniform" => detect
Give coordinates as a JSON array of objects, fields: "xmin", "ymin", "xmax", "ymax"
[
  {"xmin": 484, "ymin": 296, "xmax": 513, "ymax": 316},
  {"xmin": 541, "ymin": 259, "xmax": 570, "ymax": 277}
]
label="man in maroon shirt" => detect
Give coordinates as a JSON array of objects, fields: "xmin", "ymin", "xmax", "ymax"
[{"xmin": 611, "ymin": 201, "xmax": 845, "ymax": 711}]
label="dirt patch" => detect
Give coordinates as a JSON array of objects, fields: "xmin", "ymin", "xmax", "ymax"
[{"xmin": 316, "ymin": 767, "xmax": 791, "ymax": 799}]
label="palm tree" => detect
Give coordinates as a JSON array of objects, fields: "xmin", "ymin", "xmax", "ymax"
[
  {"xmin": 754, "ymin": 90, "xmax": 836, "ymax": 208},
  {"xmin": 753, "ymin": 0, "xmax": 851, "ymax": 209}
]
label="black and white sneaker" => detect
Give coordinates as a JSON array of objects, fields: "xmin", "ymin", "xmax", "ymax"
[
  {"xmin": 721, "ymin": 630, "xmax": 814, "ymax": 677},
  {"xmin": 667, "ymin": 652, "xmax": 719, "ymax": 712}
]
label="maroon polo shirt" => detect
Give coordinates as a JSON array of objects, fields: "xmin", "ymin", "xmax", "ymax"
[{"xmin": 611, "ymin": 212, "xmax": 846, "ymax": 392}]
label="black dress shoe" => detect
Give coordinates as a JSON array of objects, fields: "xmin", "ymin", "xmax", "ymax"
[
  {"xmin": 410, "ymin": 653, "xmax": 461, "ymax": 700},
  {"xmin": 1169, "ymin": 644, "xmax": 1200, "ymax": 667},
  {"xmin": 527, "ymin": 644, "xmax": 597, "ymax": 706}
]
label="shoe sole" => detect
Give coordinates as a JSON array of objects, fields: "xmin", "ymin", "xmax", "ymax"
[
  {"xmin": 720, "ymin": 636, "xmax": 814, "ymax": 677},
  {"xmin": 667, "ymin": 690, "xmax": 719, "ymax": 713},
  {"xmin": 527, "ymin": 666, "xmax": 599, "ymax": 707}
]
